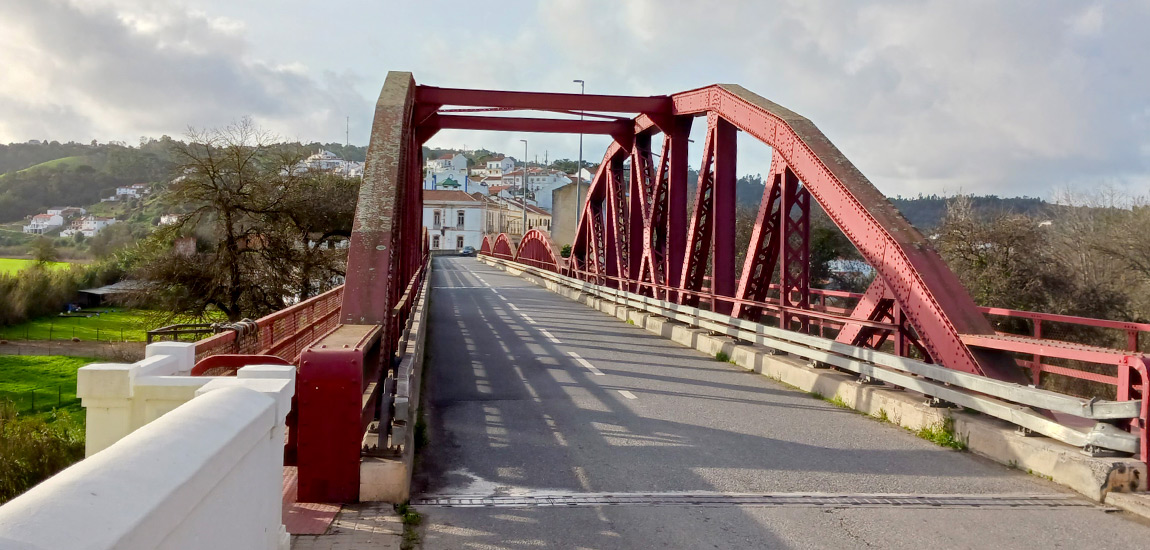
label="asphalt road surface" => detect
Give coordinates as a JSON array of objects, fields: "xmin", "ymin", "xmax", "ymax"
[{"xmin": 411, "ymin": 256, "xmax": 1150, "ymax": 549}]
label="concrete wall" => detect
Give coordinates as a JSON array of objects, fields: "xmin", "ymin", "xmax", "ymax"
[
  {"xmin": 77, "ymin": 342, "xmax": 208, "ymax": 456},
  {"xmin": 550, "ymin": 181, "xmax": 590, "ymax": 249},
  {"xmin": 0, "ymin": 364, "xmax": 295, "ymax": 550}
]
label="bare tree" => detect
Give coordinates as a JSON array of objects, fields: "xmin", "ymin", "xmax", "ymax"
[{"xmin": 131, "ymin": 119, "xmax": 358, "ymax": 321}]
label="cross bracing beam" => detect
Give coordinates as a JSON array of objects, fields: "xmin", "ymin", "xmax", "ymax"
[{"xmin": 416, "ymin": 86, "xmax": 671, "ymax": 114}]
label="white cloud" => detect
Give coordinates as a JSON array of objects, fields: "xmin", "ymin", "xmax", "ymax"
[
  {"xmin": 1, "ymin": 0, "xmax": 1148, "ymax": 198},
  {"xmin": 0, "ymin": 0, "xmax": 370, "ymax": 144}
]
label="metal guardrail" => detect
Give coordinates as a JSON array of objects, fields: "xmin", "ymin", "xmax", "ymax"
[
  {"xmin": 484, "ymin": 255, "xmax": 1144, "ymax": 456},
  {"xmin": 192, "ymin": 286, "xmax": 344, "ymax": 365}
]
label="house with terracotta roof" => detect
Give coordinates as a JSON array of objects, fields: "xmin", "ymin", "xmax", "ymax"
[
  {"xmin": 22, "ymin": 213, "xmax": 64, "ymax": 234},
  {"xmin": 423, "ymin": 190, "xmax": 485, "ymax": 251}
]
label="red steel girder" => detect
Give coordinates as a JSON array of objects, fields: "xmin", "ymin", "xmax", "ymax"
[
  {"xmin": 416, "ymin": 86, "xmax": 671, "ymax": 114},
  {"xmin": 732, "ymin": 156, "xmax": 784, "ymax": 320},
  {"xmin": 778, "ymin": 169, "xmax": 811, "ymax": 330},
  {"xmin": 671, "ymin": 84, "xmax": 1022, "ymax": 382},
  {"xmin": 418, "ymin": 114, "xmax": 634, "ymax": 146},
  {"xmin": 678, "ymin": 117, "xmax": 718, "ymax": 307},
  {"xmin": 343, "ymin": 70, "xmax": 424, "ymax": 353},
  {"xmin": 712, "ymin": 117, "xmax": 738, "ymax": 315}
]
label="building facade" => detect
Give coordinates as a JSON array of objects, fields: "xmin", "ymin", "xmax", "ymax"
[
  {"xmin": 22, "ymin": 213, "xmax": 64, "ymax": 234},
  {"xmin": 423, "ymin": 190, "xmax": 485, "ymax": 251}
]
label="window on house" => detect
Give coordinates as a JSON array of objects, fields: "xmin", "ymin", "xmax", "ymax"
[
  {"xmin": 456, "ymin": 236, "xmax": 464, "ymax": 249},
  {"xmin": 433, "ymin": 210, "xmax": 441, "ymax": 226},
  {"xmin": 432, "ymin": 236, "xmax": 440, "ymax": 249},
  {"xmin": 457, "ymin": 210, "xmax": 465, "ymax": 226}
]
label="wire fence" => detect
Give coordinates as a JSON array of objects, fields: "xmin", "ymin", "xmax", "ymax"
[
  {"xmin": 0, "ymin": 324, "xmax": 134, "ymax": 343},
  {"xmin": 0, "ymin": 388, "xmax": 79, "ymax": 416}
]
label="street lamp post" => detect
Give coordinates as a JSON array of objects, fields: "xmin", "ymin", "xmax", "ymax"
[
  {"xmin": 520, "ymin": 139, "xmax": 528, "ymax": 236},
  {"xmin": 573, "ymin": 79, "xmax": 585, "ymax": 229}
]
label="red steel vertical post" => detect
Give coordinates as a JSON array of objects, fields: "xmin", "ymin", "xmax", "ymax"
[
  {"xmin": 779, "ymin": 168, "xmax": 810, "ymax": 330},
  {"xmin": 711, "ymin": 117, "xmax": 738, "ymax": 315},
  {"xmin": 678, "ymin": 116, "xmax": 718, "ymax": 306},
  {"xmin": 666, "ymin": 116, "xmax": 693, "ymax": 297}
]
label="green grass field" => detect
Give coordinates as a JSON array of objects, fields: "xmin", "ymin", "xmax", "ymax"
[
  {"xmin": 0, "ymin": 355, "xmax": 93, "ymax": 417},
  {"xmin": 0, "ymin": 308, "xmax": 212, "ymax": 342},
  {"xmin": 0, "ymin": 258, "xmax": 71, "ymax": 275}
]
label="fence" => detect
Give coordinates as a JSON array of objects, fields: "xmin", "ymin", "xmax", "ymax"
[
  {"xmin": 0, "ymin": 387, "xmax": 77, "ymax": 415},
  {"xmin": 193, "ymin": 286, "xmax": 345, "ymax": 365}
]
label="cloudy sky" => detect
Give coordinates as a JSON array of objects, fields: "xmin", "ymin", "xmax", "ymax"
[{"xmin": 1, "ymin": 0, "xmax": 1147, "ymax": 198}]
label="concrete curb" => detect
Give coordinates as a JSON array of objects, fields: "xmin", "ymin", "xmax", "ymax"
[{"xmin": 479, "ymin": 256, "xmax": 1149, "ymax": 506}]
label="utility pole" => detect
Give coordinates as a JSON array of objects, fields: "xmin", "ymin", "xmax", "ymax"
[
  {"xmin": 573, "ymin": 79, "xmax": 585, "ymax": 230},
  {"xmin": 520, "ymin": 139, "xmax": 528, "ymax": 236}
]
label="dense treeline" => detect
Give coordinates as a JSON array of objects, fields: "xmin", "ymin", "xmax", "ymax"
[
  {"xmin": 0, "ymin": 141, "xmax": 96, "ymax": 174},
  {"xmin": 891, "ymin": 194, "xmax": 1049, "ymax": 230},
  {"xmin": 0, "ymin": 139, "xmax": 366, "ymax": 225},
  {"xmin": 0, "ymin": 139, "xmax": 175, "ymax": 223}
]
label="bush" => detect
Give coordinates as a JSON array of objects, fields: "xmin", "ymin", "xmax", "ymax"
[
  {"xmin": 0, "ymin": 262, "xmax": 123, "ymax": 326},
  {"xmin": 560, "ymin": 244, "xmax": 571, "ymax": 258},
  {"xmin": 0, "ymin": 404, "xmax": 85, "ymax": 504}
]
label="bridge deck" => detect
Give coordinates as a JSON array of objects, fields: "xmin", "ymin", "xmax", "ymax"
[{"xmin": 412, "ymin": 257, "xmax": 1149, "ymax": 548}]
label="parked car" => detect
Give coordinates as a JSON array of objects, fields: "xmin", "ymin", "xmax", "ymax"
[{"xmin": 460, "ymin": 246, "xmax": 476, "ymax": 256}]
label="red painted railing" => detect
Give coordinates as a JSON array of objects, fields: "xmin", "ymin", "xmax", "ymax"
[{"xmin": 193, "ymin": 286, "xmax": 344, "ymax": 366}]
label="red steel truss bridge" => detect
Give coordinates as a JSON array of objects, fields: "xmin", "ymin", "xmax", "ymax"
[{"xmin": 187, "ymin": 71, "xmax": 1150, "ymax": 506}]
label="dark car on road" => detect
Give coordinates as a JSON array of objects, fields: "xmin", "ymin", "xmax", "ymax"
[{"xmin": 460, "ymin": 246, "xmax": 476, "ymax": 256}]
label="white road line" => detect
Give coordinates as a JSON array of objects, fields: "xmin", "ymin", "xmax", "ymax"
[
  {"xmin": 618, "ymin": 390, "xmax": 638, "ymax": 400},
  {"xmin": 538, "ymin": 329, "xmax": 562, "ymax": 344},
  {"xmin": 567, "ymin": 351, "xmax": 605, "ymax": 376},
  {"xmin": 498, "ymin": 295, "xmax": 509, "ymax": 302},
  {"xmin": 508, "ymin": 303, "xmax": 520, "ymax": 311},
  {"xmin": 491, "ymin": 288, "xmax": 500, "ymax": 295},
  {"xmin": 519, "ymin": 314, "xmax": 537, "ymax": 324}
]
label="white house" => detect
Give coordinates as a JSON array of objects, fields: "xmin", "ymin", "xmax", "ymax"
[
  {"xmin": 46, "ymin": 206, "xmax": 86, "ymax": 217},
  {"xmin": 295, "ymin": 149, "xmax": 365, "ymax": 177},
  {"xmin": 427, "ymin": 153, "xmax": 468, "ymax": 172},
  {"xmin": 484, "ymin": 156, "xmax": 515, "ymax": 176},
  {"xmin": 22, "ymin": 213, "xmax": 65, "ymax": 234},
  {"xmin": 115, "ymin": 183, "xmax": 150, "ymax": 199},
  {"xmin": 423, "ymin": 153, "xmax": 473, "ymax": 191},
  {"xmin": 502, "ymin": 168, "xmax": 571, "ymax": 210},
  {"xmin": 159, "ymin": 214, "xmax": 181, "ymax": 225},
  {"xmin": 62, "ymin": 216, "xmax": 118, "ymax": 237},
  {"xmin": 423, "ymin": 190, "xmax": 485, "ymax": 251}
]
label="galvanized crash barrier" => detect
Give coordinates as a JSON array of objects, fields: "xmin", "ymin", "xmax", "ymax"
[{"xmin": 483, "ymin": 256, "xmax": 1143, "ymax": 457}]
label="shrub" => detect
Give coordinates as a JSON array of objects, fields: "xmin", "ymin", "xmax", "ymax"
[
  {"xmin": 0, "ymin": 262, "xmax": 123, "ymax": 326},
  {"xmin": 0, "ymin": 404, "xmax": 85, "ymax": 504}
]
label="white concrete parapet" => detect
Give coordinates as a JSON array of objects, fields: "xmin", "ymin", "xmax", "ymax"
[
  {"xmin": 77, "ymin": 342, "xmax": 209, "ymax": 456},
  {"xmin": 0, "ymin": 367, "xmax": 295, "ymax": 550}
]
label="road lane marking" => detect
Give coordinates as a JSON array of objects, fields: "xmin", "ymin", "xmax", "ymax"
[
  {"xmin": 618, "ymin": 390, "xmax": 637, "ymax": 400},
  {"xmin": 413, "ymin": 492, "xmax": 1093, "ymax": 509},
  {"xmin": 518, "ymin": 314, "xmax": 537, "ymax": 324},
  {"xmin": 567, "ymin": 352, "xmax": 605, "ymax": 376},
  {"xmin": 508, "ymin": 303, "xmax": 520, "ymax": 311},
  {"xmin": 538, "ymin": 329, "xmax": 562, "ymax": 344}
]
